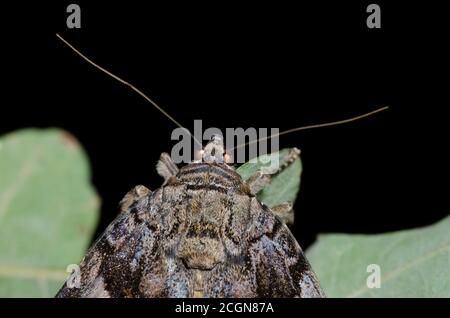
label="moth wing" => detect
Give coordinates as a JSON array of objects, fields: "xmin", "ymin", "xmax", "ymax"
[
  {"xmin": 247, "ymin": 199, "xmax": 325, "ymax": 298},
  {"xmin": 56, "ymin": 186, "xmax": 168, "ymax": 298}
]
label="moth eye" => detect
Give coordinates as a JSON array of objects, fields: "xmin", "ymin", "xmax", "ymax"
[
  {"xmin": 224, "ymin": 153, "xmax": 233, "ymax": 164},
  {"xmin": 194, "ymin": 149, "xmax": 204, "ymax": 161}
]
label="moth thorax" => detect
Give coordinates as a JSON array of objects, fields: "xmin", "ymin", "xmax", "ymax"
[{"xmin": 177, "ymin": 235, "xmax": 225, "ymax": 270}]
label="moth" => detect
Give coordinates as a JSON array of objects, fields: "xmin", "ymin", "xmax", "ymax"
[
  {"xmin": 56, "ymin": 135, "xmax": 324, "ymax": 297},
  {"xmin": 55, "ymin": 33, "xmax": 387, "ymax": 298}
]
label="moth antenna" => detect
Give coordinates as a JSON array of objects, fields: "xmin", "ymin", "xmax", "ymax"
[
  {"xmin": 55, "ymin": 33, "xmax": 203, "ymax": 149},
  {"xmin": 56, "ymin": 33, "xmax": 388, "ymax": 156},
  {"xmin": 231, "ymin": 106, "xmax": 389, "ymax": 151}
]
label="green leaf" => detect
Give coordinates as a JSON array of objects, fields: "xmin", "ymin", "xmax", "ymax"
[
  {"xmin": 237, "ymin": 148, "xmax": 302, "ymax": 207},
  {"xmin": 0, "ymin": 128, "xmax": 99, "ymax": 297},
  {"xmin": 306, "ymin": 215, "xmax": 450, "ymax": 297}
]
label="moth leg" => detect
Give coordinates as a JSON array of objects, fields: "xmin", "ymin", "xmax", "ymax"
[
  {"xmin": 119, "ymin": 185, "xmax": 151, "ymax": 212},
  {"xmin": 156, "ymin": 152, "xmax": 179, "ymax": 181},
  {"xmin": 271, "ymin": 202, "xmax": 294, "ymax": 226},
  {"xmin": 246, "ymin": 148, "xmax": 301, "ymax": 195},
  {"xmin": 246, "ymin": 171, "xmax": 272, "ymax": 195}
]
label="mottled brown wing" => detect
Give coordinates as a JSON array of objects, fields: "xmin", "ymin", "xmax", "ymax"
[
  {"xmin": 55, "ymin": 187, "xmax": 192, "ymax": 298},
  {"xmin": 246, "ymin": 198, "xmax": 325, "ymax": 297},
  {"xmin": 199, "ymin": 197, "xmax": 324, "ymax": 298},
  {"xmin": 56, "ymin": 184, "xmax": 323, "ymax": 298}
]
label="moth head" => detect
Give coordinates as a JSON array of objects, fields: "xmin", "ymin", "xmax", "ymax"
[{"xmin": 201, "ymin": 134, "xmax": 226, "ymax": 164}]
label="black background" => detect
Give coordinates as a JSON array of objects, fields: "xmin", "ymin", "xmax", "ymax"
[{"xmin": 2, "ymin": 1, "xmax": 448, "ymax": 253}]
